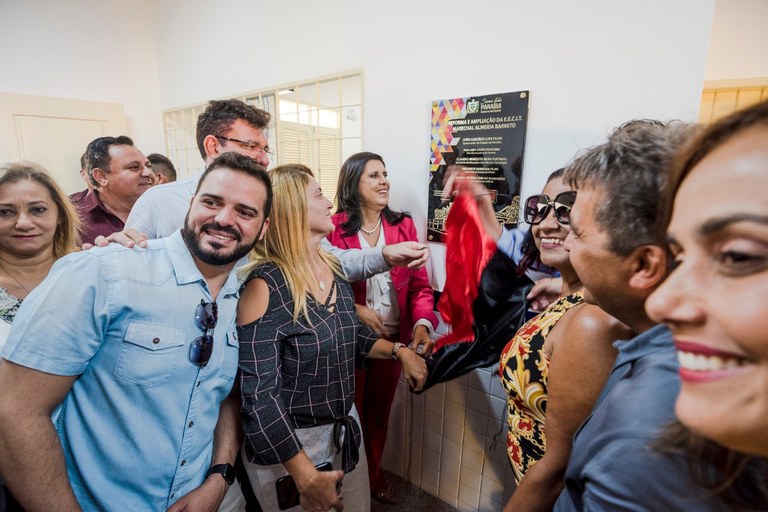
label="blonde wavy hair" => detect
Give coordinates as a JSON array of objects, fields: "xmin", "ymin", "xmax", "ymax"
[
  {"xmin": 0, "ymin": 161, "xmax": 81, "ymax": 258},
  {"xmin": 240, "ymin": 163, "xmax": 342, "ymax": 322}
]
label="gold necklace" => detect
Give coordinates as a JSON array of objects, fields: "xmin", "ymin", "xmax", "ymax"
[
  {"xmin": 0, "ymin": 259, "xmax": 32, "ymax": 294},
  {"xmin": 360, "ymin": 216, "xmax": 382, "ymax": 235}
]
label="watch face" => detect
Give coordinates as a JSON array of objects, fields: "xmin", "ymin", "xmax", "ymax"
[
  {"xmin": 222, "ymin": 464, "xmax": 236, "ymax": 485},
  {"xmin": 226, "ymin": 469, "xmax": 236, "ymax": 485},
  {"xmin": 209, "ymin": 464, "xmax": 236, "ymax": 485}
]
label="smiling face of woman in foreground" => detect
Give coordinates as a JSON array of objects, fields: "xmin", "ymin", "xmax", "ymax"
[{"xmin": 646, "ymin": 124, "xmax": 768, "ymax": 457}]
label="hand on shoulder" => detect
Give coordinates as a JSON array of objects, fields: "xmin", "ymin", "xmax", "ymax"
[{"xmin": 82, "ymin": 228, "xmax": 148, "ymax": 250}]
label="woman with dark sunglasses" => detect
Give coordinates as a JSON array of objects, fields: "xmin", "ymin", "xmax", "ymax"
[{"xmin": 493, "ymin": 169, "xmax": 632, "ymax": 512}]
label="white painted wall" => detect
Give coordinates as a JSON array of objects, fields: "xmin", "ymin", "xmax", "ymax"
[
  {"xmin": 706, "ymin": 0, "xmax": 768, "ymax": 81},
  {"xmin": 151, "ymin": 0, "xmax": 716, "ymax": 287},
  {"xmin": 0, "ymin": 0, "xmax": 164, "ymax": 156},
  {"xmin": 8, "ymin": 0, "xmax": 766, "ymax": 241},
  {"xmin": 1, "ymin": 1, "xmax": 742, "ymax": 508},
  {"xmin": 0, "ymin": 0, "xmax": 721, "ymax": 255}
]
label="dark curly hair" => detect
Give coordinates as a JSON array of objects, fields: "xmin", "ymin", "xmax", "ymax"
[
  {"xmin": 564, "ymin": 120, "xmax": 698, "ymax": 256},
  {"xmin": 195, "ymin": 99, "xmax": 271, "ymax": 160}
]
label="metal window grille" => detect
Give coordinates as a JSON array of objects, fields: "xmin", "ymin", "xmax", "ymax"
[{"xmin": 162, "ymin": 71, "xmax": 363, "ymax": 204}]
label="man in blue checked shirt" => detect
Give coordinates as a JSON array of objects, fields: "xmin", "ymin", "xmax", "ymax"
[{"xmin": 0, "ymin": 152, "xmax": 270, "ymax": 511}]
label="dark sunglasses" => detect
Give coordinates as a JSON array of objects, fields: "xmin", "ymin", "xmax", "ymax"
[
  {"xmin": 189, "ymin": 300, "xmax": 218, "ymax": 367},
  {"xmin": 523, "ymin": 191, "xmax": 577, "ymax": 225}
]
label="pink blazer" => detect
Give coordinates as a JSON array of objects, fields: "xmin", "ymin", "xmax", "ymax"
[{"xmin": 328, "ymin": 212, "xmax": 438, "ymax": 344}]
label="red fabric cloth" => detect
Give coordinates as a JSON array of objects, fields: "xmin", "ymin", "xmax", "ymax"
[{"xmin": 436, "ymin": 191, "xmax": 498, "ymax": 348}]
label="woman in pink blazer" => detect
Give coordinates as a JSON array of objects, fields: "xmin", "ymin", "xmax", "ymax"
[{"xmin": 328, "ymin": 152, "xmax": 437, "ymax": 504}]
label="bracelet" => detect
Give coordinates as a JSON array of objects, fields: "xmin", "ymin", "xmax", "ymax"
[{"xmin": 391, "ymin": 342, "xmax": 406, "ymax": 360}]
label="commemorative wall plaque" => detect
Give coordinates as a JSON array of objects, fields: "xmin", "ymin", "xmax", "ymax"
[{"xmin": 427, "ymin": 91, "xmax": 529, "ymax": 243}]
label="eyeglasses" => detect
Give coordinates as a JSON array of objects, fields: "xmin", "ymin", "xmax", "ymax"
[
  {"xmin": 215, "ymin": 135, "xmax": 273, "ymax": 155},
  {"xmin": 189, "ymin": 300, "xmax": 218, "ymax": 367},
  {"xmin": 523, "ymin": 191, "xmax": 576, "ymax": 225}
]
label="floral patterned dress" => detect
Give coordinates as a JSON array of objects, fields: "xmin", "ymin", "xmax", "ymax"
[
  {"xmin": 0, "ymin": 288, "xmax": 22, "ymax": 352},
  {"xmin": 499, "ymin": 290, "xmax": 584, "ymax": 483}
]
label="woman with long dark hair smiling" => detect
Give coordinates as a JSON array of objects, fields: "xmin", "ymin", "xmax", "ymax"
[
  {"xmin": 493, "ymin": 170, "xmax": 632, "ymax": 512},
  {"xmin": 327, "ymin": 152, "xmax": 437, "ymax": 504}
]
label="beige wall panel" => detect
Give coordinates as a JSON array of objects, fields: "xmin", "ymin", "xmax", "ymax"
[
  {"xmin": 699, "ymin": 90, "xmax": 716, "ymax": 123},
  {"xmin": 0, "ymin": 93, "xmax": 126, "ymax": 193},
  {"xmin": 711, "ymin": 89, "xmax": 738, "ymax": 121},
  {"xmin": 736, "ymin": 88, "xmax": 764, "ymax": 110}
]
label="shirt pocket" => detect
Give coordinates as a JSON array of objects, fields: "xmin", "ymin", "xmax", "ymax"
[
  {"xmin": 113, "ymin": 321, "xmax": 186, "ymax": 388},
  {"xmin": 220, "ymin": 330, "xmax": 239, "ymax": 383}
]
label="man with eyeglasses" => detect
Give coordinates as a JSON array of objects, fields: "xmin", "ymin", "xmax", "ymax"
[
  {"xmin": 110, "ymin": 98, "xmax": 430, "ymax": 278},
  {"xmin": 0, "ymin": 153, "xmax": 271, "ymax": 511},
  {"xmin": 117, "ymin": 99, "xmax": 272, "ymax": 244}
]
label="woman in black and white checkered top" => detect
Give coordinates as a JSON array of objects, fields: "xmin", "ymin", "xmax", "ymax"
[{"xmin": 236, "ymin": 163, "xmax": 428, "ymax": 512}]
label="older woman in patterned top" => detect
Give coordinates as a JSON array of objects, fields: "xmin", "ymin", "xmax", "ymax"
[
  {"xmin": 0, "ymin": 161, "xmax": 80, "ymax": 509},
  {"xmin": 0, "ymin": 162, "xmax": 80, "ymax": 349},
  {"xmin": 236, "ymin": 164, "xmax": 427, "ymax": 512}
]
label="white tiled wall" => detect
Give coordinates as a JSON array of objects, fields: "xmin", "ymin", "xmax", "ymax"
[{"xmin": 380, "ymin": 362, "xmax": 517, "ymax": 511}]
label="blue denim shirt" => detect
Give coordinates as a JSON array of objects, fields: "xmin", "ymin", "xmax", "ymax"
[{"xmin": 2, "ymin": 231, "xmax": 241, "ymax": 510}]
